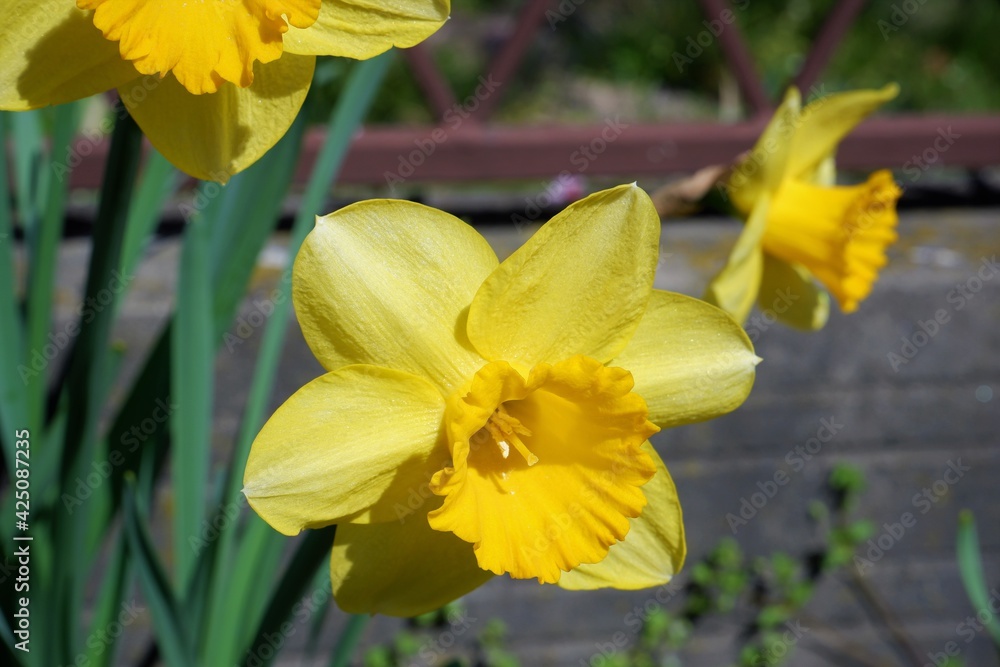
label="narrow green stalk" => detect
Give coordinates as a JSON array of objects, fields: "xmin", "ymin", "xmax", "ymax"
[
  {"xmin": 957, "ymin": 511, "xmax": 1000, "ymax": 649},
  {"xmin": 330, "ymin": 615, "xmax": 371, "ymax": 667},
  {"xmin": 9, "ymin": 110, "xmax": 46, "ymax": 235},
  {"xmin": 0, "ymin": 112, "xmax": 26, "ymax": 469},
  {"xmin": 171, "ymin": 211, "xmax": 214, "ymax": 590},
  {"xmin": 204, "ymin": 52, "xmax": 394, "ymax": 667},
  {"xmin": 24, "ymin": 103, "xmax": 78, "ymax": 440},
  {"xmin": 51, "ymin": 110, "xmax": 143, "ymax": 666},
  {"xmin": 120, "ymin": 150, "xmax": 180, "ymax": 283},
  {"xmin": 79, "ymin": 537, "xmax": 132, "ymax": 667},
  {"xmin": 222, "ymin": 50, "xmax": 395, "ymax": 507},
  {"xmin": 99, "ymin": 114, "xmax": 300, "ymax": 532},
  {"xmin": 238, "ymin": 527, "xmax": 338, "ymax": 667},
  {"xmin": 123, "ymin": 480, "xmax": 193, "ymax": 667}
]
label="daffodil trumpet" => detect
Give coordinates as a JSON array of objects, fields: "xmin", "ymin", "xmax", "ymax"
[
  {"xmin": 0, "ymin": 0, "xmax": 450, "ymax": 181},
  {"xmin": 243, "ymin": 184, "xmax": 760, "ymax": 617},
  {"xmin": 704, "ymin": 84, "xmax": 903, "ymax": 330}
]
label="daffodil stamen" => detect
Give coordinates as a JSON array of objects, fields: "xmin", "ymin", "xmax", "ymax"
[
  {"xmin": 428, "ymin": 357, "xmax": 660, "ymax": 583},
  {"xmin": 484, "ymin": 405, "xmax": 537, "ymax": 465},
  {"xmin": 243, "ymin": 186, "xmax": 759, "ymax": 617}
]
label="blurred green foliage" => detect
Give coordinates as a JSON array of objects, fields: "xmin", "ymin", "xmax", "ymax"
[
  {"xmin": 311, "ymin": 0, "xmax": 1000, "ymax": 124},
  {"xmin": 363, "ymin": 602, "xmax": 519, "ymax": 667},
  {"xmin": 364, "ymin": 464, "xmax": 916, "ymax": 667}
]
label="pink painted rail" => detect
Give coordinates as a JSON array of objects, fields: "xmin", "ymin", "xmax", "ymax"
[{"xmin": 67, "ymin": 0, "xmax": 1000, "ymax": 190}]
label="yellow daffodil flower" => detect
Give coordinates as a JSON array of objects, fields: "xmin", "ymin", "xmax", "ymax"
[
  {"xmin": 0, "ymin": 0, "xmax": 449, "ymax": 181},
  {"xmin": 705, "ymin": 84, "xmax": 902, "ymax": 329},
  {"xmin": 243, "ymin": 184, "xmax": 760, "ymax": 617}
]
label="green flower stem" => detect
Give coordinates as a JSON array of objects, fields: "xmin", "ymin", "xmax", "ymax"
[
  {"xmin": 25, "ymin": 103, "xmax": 78, "ymax": 436},
  {"xmin": 0, "ymin": 112, "xmax": 25, "ymax": 472},
  {"xmin": 957, "ymin": 511, "xmax": 1000, "ymax": 649},
  {"xmin": 330, "ymin": 615, "xmax": 371, "ymax": 667},
  {"xmin": 222, "ymin": 51, "xmax": 394, "ymax": 667},
  {"xmin": 51, "ymin": 109, "xmax": 143, "ymax": 667}
]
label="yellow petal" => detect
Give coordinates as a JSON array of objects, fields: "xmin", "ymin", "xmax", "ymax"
[
  {"xmin": 243, "ymin": 365, "xmax": 446, "ymax": 535},
  {"xmin": 331, "ymin": 502, "xmax": 493, "ymax": 617},
  {"xmin": 467, "ymin": 184, "xmax": 660, "ymax": 367},
  {"xmin": 121, "ymin": 54, "xmax": 314, "ymax": 182},
  {"xmin": 703, "ymin": 196, "xmax": 770, "ymax": 324},
  {"xmin": 810, "ymin": 154, "xmax": 837, "ymax": 188},
  {"xmin": 788, "ymin": 84, "xmax": 899, "ymax": 182},
  {"xmin": 559, "ymin": 443, "xmax": 685, "ymax": 590},
  {"xmin": 293, "ymin": 200, "xmax": 497, "ymax": 395},
  {"xmin": 428, "ymin": 356, "xmax": 657, "ymax": 584},
  {"xmin": 78, "ymin": 0, "xmax": 321, "ymax": 94},
  {"xmin": 612, "ymin": 290, "xmax": 758, "ymax": 429},
  {"xmin": 758, "ymin": 255, "xmax": 829, "ymax": 331},
  {"xmin": 763, "ymin": 170, "xmax": 901, "ymax": 313},
  {"xmin": 0, "ymin": 1, "xmax": 139, "ymax": 110},
  {"xmin": 284, "ymin": 0, "xmax": 450, "ymax": 57},
  {"xmin": 727, "ymin": 87, "xmax": 801, "ymax": 214}
]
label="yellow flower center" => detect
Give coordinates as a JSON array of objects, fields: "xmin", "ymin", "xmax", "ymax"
[
  {"xmin": 428, "ymin": 356, "xmax": 658, "ymax": 584},
  {"xmin": 77, "ymin": 0, "xmax": 322, "ymax": 94},
  {"xmin": 480, "ymin": 404, "xmax": 538, "ymax": 466},
  {"xmin": 762, "ymin": 170, "xmax": 902, "ymax": 313}
]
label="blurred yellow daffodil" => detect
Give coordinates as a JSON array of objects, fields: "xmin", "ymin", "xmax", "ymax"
[
  {"xmin": 0, "ymin": 0, "xmax": 449, "ymax": 181},
  {"xmin": 705, "ymin": 84, "xmax": 902, "ymax": 329},
  {"xmin": 243, "ymin": 184, "xmax": 760, "ymax": 617}
]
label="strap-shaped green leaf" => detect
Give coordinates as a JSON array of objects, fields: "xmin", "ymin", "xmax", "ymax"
[
  {"xmin": 0, "ymin": 113, "xmax": 25, "ymax": 471},
  {"xmin": 171, "ymin": 210, "xmax": 214, "ymax": 590},
  {"xmin": 956, "ymin": 510, "xmax": 1000, "ymax": 647},
  {"xmin": 123, "ymin": 478, "xmax": 194, "ymax": 667},
  {"xmin": 51, "ymin": 109, "xmax": 143, "ymax": 667},
  {"xmin": 203, "ymin": 52, "xmax": 394, "ymax": 666},
  {"xmin": 239, "ymin": 526, "xmax": 338, "ymax": 667}
]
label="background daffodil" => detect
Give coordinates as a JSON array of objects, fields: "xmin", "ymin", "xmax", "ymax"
[
  {"xmin": 705, "ymin": 84, "xmax": 902, "ymax": 330},
  {"xmin": 0, "ymin": 0, "xmax": 449, "ymax": 181},
  {"xmin": 243, "ymin": 184, "xmax": 760, "ymax": 617}
]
